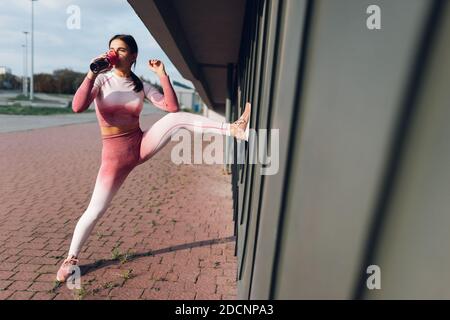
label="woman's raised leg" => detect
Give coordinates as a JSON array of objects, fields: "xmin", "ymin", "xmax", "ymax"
[
  {"xmin": 139, "ymin": 103, "xmax": 251, "ymax": 163},
  {"xmin": 139, "ymin": 111, "xmax": 230, "ymax": 163}
]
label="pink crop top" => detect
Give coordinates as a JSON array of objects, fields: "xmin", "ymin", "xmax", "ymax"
[{"xmin": 72, "ymin": 70, "xmax": 180, "ymax": 128}]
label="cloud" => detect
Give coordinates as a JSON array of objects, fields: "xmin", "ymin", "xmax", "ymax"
[{"xmin": 1, "ymin": 0, "xmax": 193, "ymax": 87}]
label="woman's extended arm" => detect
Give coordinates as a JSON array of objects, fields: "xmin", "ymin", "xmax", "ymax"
[
  {"xmin": 144, "ymin": 74, "xmax": 180, "ymax": 113},
  {"xmin": 72, "ymin": 72, "xmax": 100, "ymax": 113},
  {"xmin": 72, "ymin": 53, "xmax": 112, "ymax": 113}
]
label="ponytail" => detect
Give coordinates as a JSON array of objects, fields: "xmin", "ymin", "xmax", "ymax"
[{"xmin": 130, "ymin": 71, "xmax": 143, "ymax": 93}]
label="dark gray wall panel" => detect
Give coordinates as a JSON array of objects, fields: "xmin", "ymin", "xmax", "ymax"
[
  {"xmin": 274, "ymin": 0, "xmax": 430, "ymax": 299},
  {"xmin": 248, "ymin": 0, "xmax": 309, "ymax": 299},
  {"xmin": 365, "ymin": 3, "xmax": 450, "ymax": 299}
]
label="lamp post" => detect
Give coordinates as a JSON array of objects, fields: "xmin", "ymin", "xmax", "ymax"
[
  {"xmin": 30, "ymin": 0, "xmax": 38, "ymax": 101},
  {"xmin": 23, "ymin": 31, "xmax": 29, "ymax": 97},
  {"xmin": 22, "ymin": 45, "xmax": 26, "ymax": 96}
]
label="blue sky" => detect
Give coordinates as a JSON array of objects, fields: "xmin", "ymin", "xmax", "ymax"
[{"xmin": 0, "ymin": 0, "xmax": 192, "ymax": 86}]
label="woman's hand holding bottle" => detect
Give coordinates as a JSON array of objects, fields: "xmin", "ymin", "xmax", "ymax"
[{"xmin": 87, "ymin": 51, "xmax": 116, "ymax": 79}]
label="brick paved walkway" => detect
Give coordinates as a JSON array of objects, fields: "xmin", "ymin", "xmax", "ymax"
[{"xmin": 0, "ymin": 114, "xmax": 237, "ymax": 300}]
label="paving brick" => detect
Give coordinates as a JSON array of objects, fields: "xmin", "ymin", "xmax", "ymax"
[
  {"xmin": 141, "ymin": 288, "xmax": 170, "ymax": 300},
  {"xmin": 0, "ymin": 290, "xmax": 14, "ymax": 300},
  {"xmin": 20, "ymin": 249, "xmax": 50, "ymax": 257},
  {"xmin": 195, "ymin": 292, "xmax": 222, "ymax": 300},
  {"xmin": 30, "ymin": 292, "xmax": 57, "ymax": 300},
  {"xmin": 122, "ymin": 275, "xmax": 154, "ymax": 290},
  {"xmin": 53, "ymin": 292, "xmax": 75, "ymax": 300},
  {"xmin": 216, "ymin": 284, "xmax": 237, "ymax": 296},
  {"xmin": 0, "ymin": 271, "xmax": 15, "ymax": 280},
  {"xmin": 10, "ymin": 272, "xmax": 39, "ymax": 282},
  {"xmin": 34, "ymin": 273, "xmax": 57, "ymax": 282},
  {"xmin": 7, "ymin": 291, "xmax": 35, "ymax": 300},
  {"xmin": 0, "ymin": 263, "xmax": 17, "ymax": 271},
  {"xmin": 0, "ymin": 280, "xmax": 13, "ymax": 290},
  {"xmin": 7, "ymin": 280, "xmax": 32, "ymax": 291},
  {"xmin": 13, "ymin": 264, "xmax": 42, "ymax": 273},
  {"xmin": 28, "ymin": 281, "xmax": 56, "ymax": 292},
  {"xmin": 168, "ymin": 291, "xmax": 196, "ymax": 300},
  {"xmin": 109, "ymin": 288, "xmax": 144, "ymax": 300},
  {"xmin": 18, "ymin": 242, "xmax": 48, "ymax": 250},
  {"xmin": 37, "ymin": 265, "xmax": 58, "ymax": 274}
]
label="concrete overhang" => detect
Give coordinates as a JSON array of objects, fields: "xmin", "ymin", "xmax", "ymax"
[{"xmin": 127, "ymin": 0, "xmax": 247, "ymax": 115}]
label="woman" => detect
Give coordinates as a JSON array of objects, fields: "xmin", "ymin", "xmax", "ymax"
[{"xmin": 56, "ymin": 34, "xmax": 251, "ymax": 282}]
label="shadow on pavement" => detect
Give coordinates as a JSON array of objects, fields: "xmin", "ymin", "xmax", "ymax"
[{"xmin": 80, "ymin": 235, "xmax": 236, "ymax": 276}]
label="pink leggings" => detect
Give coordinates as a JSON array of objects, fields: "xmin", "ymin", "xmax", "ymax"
[{"xmin": 68, "ymin": 112, "xmax": 231, "ymax": 257}]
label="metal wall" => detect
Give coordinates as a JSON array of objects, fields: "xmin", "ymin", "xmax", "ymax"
[{"xmin": 231, "ymin": 0, "xmax": 449, "ymax": 299}]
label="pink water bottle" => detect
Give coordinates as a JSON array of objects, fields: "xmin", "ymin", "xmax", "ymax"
[{"xmin": 90, "ymin": 50, "xmax": 118, "ymax": 74}]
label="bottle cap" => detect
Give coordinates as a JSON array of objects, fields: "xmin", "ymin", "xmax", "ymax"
[{"xmin": 107, "ymin": 50, "xmax": 119, "ymax": 66}]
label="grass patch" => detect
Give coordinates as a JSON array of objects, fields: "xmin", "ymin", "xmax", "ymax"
[
  {"xmin": 102, "ymin": 281, "xmax": 121, "ymax": 290},
  {"xmin": 91, "ymin": 287, "xmax": 101, "ymax": 295},
  {"xmin": 119, "ymin": 250, "xmax": 134, "ymax": 264},
  {"xmin": 149, "ymin": 220, "xmax": 158, "ymax": 227},
  {"xmin": 133, "ymin": 227, "xmax": 141, "ymax": 236},
  {"xmin": 8, "ymin": 94, "xmax": 47, "ymax": 102},
  {"xmin": 0, "ymin": 103, "xmax": 94, "ymax": 115},
  {"xmin": 73, "ymin": 286, "xmax": 88, "ymax": 300},
  {"xmin": 121, "ymin": 269, "xmax": 134, "ymax": 281},
  {"xmin": 48, "ymin": 280, "xmax": 62, "ymax": 294},
  {"xmin": 111, "ymin": 247, "xmax": 122, "ymax": 261},
  {"xmin": 111, "ymin": 244, "xmax": 134, "ymax": 265}
]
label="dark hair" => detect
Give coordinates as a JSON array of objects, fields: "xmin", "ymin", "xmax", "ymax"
[{"xmin": 109, "ymin": 34, "xmax": 143, "ymax": 93}]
